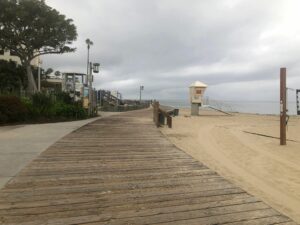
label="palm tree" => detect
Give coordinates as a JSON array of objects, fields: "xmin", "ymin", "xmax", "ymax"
[{"xmin": 85, "ymin": 38, "xmax": 93, "ymax": 82}]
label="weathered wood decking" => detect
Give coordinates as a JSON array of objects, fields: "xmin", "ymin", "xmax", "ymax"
[{"xmin": 0, "ymin": 109, "xmax": 297, "ymax": 225}]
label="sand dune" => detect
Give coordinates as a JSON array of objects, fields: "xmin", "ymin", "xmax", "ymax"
[{"xmin": 161, "ymin": 108, "xmax": 300, "ymax": 223}]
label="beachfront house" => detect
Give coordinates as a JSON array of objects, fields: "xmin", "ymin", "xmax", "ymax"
[{"xmin": 0, "ymin": 49, "xmax": 39, "ymax": 67}]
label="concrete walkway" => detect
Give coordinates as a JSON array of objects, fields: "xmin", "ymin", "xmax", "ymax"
[{"xmin": 0, "ymin": 112, "xmax": 119, "ymax": 189}]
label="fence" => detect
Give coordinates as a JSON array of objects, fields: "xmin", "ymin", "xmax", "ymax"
[
  {"xmin": 100, "ymin": 101, "xmax": 151, "ymax": 112},
  {"xmin": 153, "ymin": 101, "xmax": 178, "ymax": 128}
]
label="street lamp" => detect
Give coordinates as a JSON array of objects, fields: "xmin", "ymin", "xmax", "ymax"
[
  {"xmin": 93, "ymin": 63, "xmax": 100, "ymax": 73},
  {"xmin": 85, "ymin": 38, "xmax": 93, "ymax": 84},
  {"xmin": 37, "ymin": 58, "xmax": 42, "ymax": 92},
  {"xmin": 140, "ymin": 85, "xmax": 144, "ymax": 103},
  {"xmin": 88, "ymin": 62, "xmax": 100, "ymax": 116}
]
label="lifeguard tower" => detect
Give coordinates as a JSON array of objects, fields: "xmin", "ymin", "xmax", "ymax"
[{"xmin": 189, "ymin": 81, "xmax": 208, "ymax": 116}]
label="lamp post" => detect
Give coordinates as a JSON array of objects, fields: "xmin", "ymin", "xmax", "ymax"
[
  {"xmin": 140, "ymin": 85, "xmax": 144, "ymax": 103},
  {"xmin": 88, "ymin": 62, "xmax": 100, "ymax": 116},
  {"xmin": 37, "ymin": 58, "xmax": 42, "ymax": 92},
  {"xmin": 86, "ymin": 38, "xmax": 93, "ymax": 85}
]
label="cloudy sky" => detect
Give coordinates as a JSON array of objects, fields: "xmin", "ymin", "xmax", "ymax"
[{"xmin": 43, "ymin": 0, "xmax": 300, "ymax": 101}]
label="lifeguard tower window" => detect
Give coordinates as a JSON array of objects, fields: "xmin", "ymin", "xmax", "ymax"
[
  {"xmin": 297, "ymin": 89, "xmax": 300, "ymax": 115},
  {"xmin": 196, "ymin": 90, "xmax": 202, "ymax": 94}
]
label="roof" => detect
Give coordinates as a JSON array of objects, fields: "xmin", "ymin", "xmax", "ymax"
[{"xmin": 189, "ymin": 81, "xmax": 208, "ymax": 88}]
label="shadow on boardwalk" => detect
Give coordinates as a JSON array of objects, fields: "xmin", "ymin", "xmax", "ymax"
[{"xmin": 0, "ymin": 109, "xmax": 297, "ymax": 224}]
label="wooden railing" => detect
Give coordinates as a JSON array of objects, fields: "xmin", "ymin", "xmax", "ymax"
[{"xmin": 153, "ymin": 101, "xmax": 178, "ymax": 128}]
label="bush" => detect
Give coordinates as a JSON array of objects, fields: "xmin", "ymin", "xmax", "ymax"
[
  {"xmin": 54, "ymin": 92, "xmax": 73, "ymax": 104},
  {"xmin": 0, "ymin": 93, "xmax": 88, "ymax": 125},
  {"xmin": 31, "ymin": 93, "xmax": 53, "ymax": 116},
  {"xmin": 21, "ymin": 97, "xmax": 39, "ymax": 120},
  {"xmin": 0, "ymin": 96, "xmax": 28, "ymax": 124},
  {"xmin": 53, "ymin": 101, "xmax": 87, "ymax": 119}
]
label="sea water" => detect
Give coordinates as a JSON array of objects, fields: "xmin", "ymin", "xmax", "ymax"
[{"xmin": 158, "ymin": 99, "xmax": 298, "ymax": 115}]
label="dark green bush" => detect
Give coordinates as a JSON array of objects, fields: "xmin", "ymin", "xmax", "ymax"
[
  {"xmin": 55, "ymin": 92, "xmax": 73, "ymax": 104},
  {"xmin": 53, "ymin": 101, "xmax": 87, "ymax": 119},
  {"xmin": 0, "ymin": 96, "xmax": 28, "ymax": 124},
  {"xmin": 0, "ymin": 93, "xmax": 88, "ymax": 124},
  {"xmin": 31, "ymin": 92, "xmax": 53, "ymax": 117},
  {"xmin": 21, "ymin": 97, "xmax": 39, "ymax": 120}
]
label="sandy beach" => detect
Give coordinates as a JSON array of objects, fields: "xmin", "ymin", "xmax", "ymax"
[{"xmin": 161, "ymin": 108, "xmax": 300, "ymax": 223}]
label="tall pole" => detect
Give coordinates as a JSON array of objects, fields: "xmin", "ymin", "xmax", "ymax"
[
  {"xmin": 87, "ymin": 45, "xmax": 90, "ymax": 82},
  {"xmin": 280, "ymin": 68, "xmax": 287, "ymax": 145},
  {"xmin": 89, "ymin": 62, "xmax": 93, "ymax": 116},
  {"xmin": 37, "ymin": 59, "xmax": 42, "ymax": 92},
  {"xmin": 86, "ymin": 39, "xmax": 93, "ymax": 85},
  {"xmin": 296, "ymin": 89, "xmax": 300, "ymax": 115},
  {"xmin": 139, "ymin": 85, "xmax": 144, "ymax": 103},
  {"xmin": 139, "ymin": 86, "xmax": 141, "ymax": 103}
]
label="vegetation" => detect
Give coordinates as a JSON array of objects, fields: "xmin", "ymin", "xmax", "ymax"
[
  {"xmin": 0, "ymin": 60, "xmax": 27, "ymax": 94},
  {"xmin": 0, "ymin": 59, "xmax": 55, "ymax": 95},
  {"xmin": 0, "ymin": 96, "xmax": 28, "ymax": 123},
  {"xmin": 0, "ymin": 0, "xmax": 77, "ymax": 93},
  {"xmin": 0, "ymin": 92, "xmax": 87, "ymax": 125}
]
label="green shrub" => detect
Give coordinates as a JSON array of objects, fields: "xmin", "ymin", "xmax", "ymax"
[
  {"xmin": 31, "ymin": 93, "xmax": 53, "ymax": 117},
  {"xmin": 0, "ymin": 96, "xmax": 28, "ymax": 124},
  {"xmin": 54, "ymin": 92, "xmax": 73, "ymax": 104},
  {"xmin": 0, "ymin": 93, "xmax": 88, "ymax": 124},
  {"xmin": 53, "ymin": 101, "xmax": 87, "ymax": 119},
  {"xmin": 21, "ymin": 97, "xmax": 39, "ymax": 120}
]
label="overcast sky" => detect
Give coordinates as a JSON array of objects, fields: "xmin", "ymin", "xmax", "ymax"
[{"xmin": 43, "ymin": 0, "xmax": 300, "ymax": 101}]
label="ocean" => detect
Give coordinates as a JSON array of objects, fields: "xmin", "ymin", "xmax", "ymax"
[{"xmin": 158, "ymin": 99, "xmax": 299, "ymax": 115}]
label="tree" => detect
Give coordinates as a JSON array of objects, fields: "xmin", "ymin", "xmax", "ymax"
[
  {"xmin": 44, "ymin": 68, "xmax": 53, "ymax": 78},
  {"xmin": 0, "ymin": 59, "xmax": 26, "ymax": 94},
  {"xmin": 0, "ymin": 0, "xmax": 77, "ymax": 93},
  {"xmin": 54, "ymin": 70, "xmax": 61, "ymax": 77}
]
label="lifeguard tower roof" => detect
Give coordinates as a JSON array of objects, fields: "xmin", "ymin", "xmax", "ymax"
[{"xmin": 190, "ymin": 81, "xmax": 208, "ymax": 88}]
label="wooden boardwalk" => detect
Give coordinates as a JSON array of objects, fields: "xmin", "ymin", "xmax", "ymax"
[{"xmin": 0, "ymin": 109, "xmax": 297, "ymax": 225}]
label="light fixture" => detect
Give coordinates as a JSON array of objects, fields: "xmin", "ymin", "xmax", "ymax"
[{"xmin": 93, "ymin": 63, "xmax": 100, "ymax": 73}]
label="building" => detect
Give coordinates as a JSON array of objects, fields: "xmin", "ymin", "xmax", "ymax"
[
  {"xmin": 41, "ymin": 74, "xmax": 62, "ymax": 93},
  {"xmin": 0, "ymin": 49, "xmax": 39, "ymax": 67},
  {"xmin": 62, "ymin": 72, "xmax": 86, "ymax": 101}
]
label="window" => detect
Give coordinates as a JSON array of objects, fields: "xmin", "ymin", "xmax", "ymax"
[
  {"xmin": 10, "ymin": 50, "xmax": 18, "ymax": 56},
  {"xmin": 196, "ymin": 90, "xmax": 202, "ymax": 94}
]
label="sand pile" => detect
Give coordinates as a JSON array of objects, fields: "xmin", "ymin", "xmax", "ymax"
[{"xmin": 161, "ymin": 108, "xmax": 300, "ymax": 223}]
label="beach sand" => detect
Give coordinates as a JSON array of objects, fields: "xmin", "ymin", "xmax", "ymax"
[{"xmin": 161, "ymin": 108, "xmax": 300, "ymax": 223}]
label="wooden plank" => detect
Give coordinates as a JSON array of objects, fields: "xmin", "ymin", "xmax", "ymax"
[{"xmin": 0, "ymin": 109, "xmax": 297, "ymax": 225}]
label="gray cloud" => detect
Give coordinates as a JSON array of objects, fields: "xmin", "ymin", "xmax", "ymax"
[{"xmin": 43, "ymin": 0, "xmax": 300, "ymax": 101}]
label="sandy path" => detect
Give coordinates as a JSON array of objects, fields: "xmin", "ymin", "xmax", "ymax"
[{"xmin": 161, "ymin": 109, "xmax": 300, "ymax": 223}]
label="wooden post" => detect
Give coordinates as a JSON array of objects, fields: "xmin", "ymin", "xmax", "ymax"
[
  {"xmin": 280, "ymin": 68, "xmax": 287, "ymax": 145},
  {"xmin": 153, "ymin": 101, "xmax": 159, "ymax": 127},
  {"xmin": 167, "ymin": 116, "xmax": 172, "ymax": 128},
  {"xmin": 296, "ymin": 89, "xmax": 300, "ymax": 115}
]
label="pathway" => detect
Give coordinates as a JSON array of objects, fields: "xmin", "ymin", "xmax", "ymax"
[{"xmin": 0, "ymin": 109, "xmax": 296, "ymax": 224}]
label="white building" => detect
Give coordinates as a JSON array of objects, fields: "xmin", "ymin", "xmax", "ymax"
[{"xmin": 0, "ymin": 49, "xmax": 39, "ymax": 67}]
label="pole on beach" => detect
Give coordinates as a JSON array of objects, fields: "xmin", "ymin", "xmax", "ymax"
[
  {"xmin": 140, "ymin": 85, "xmax": 144, "ymax": 103},
  {"xmin": 280, "ymin": 68, "xmax": 287, "ymax": 145},
  {"xmin": 296, "ymin": 89, "xmax": 300, "ymax": 115}
]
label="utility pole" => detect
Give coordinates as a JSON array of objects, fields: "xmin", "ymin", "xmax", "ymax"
[{"xmin": 280, "ymin": 68, "xmax": 287, "ymax": 145}]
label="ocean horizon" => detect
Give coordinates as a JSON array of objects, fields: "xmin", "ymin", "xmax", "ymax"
[{"xmin": 158, "ymin": 98, "xmax": 298, "ymax": 116}]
